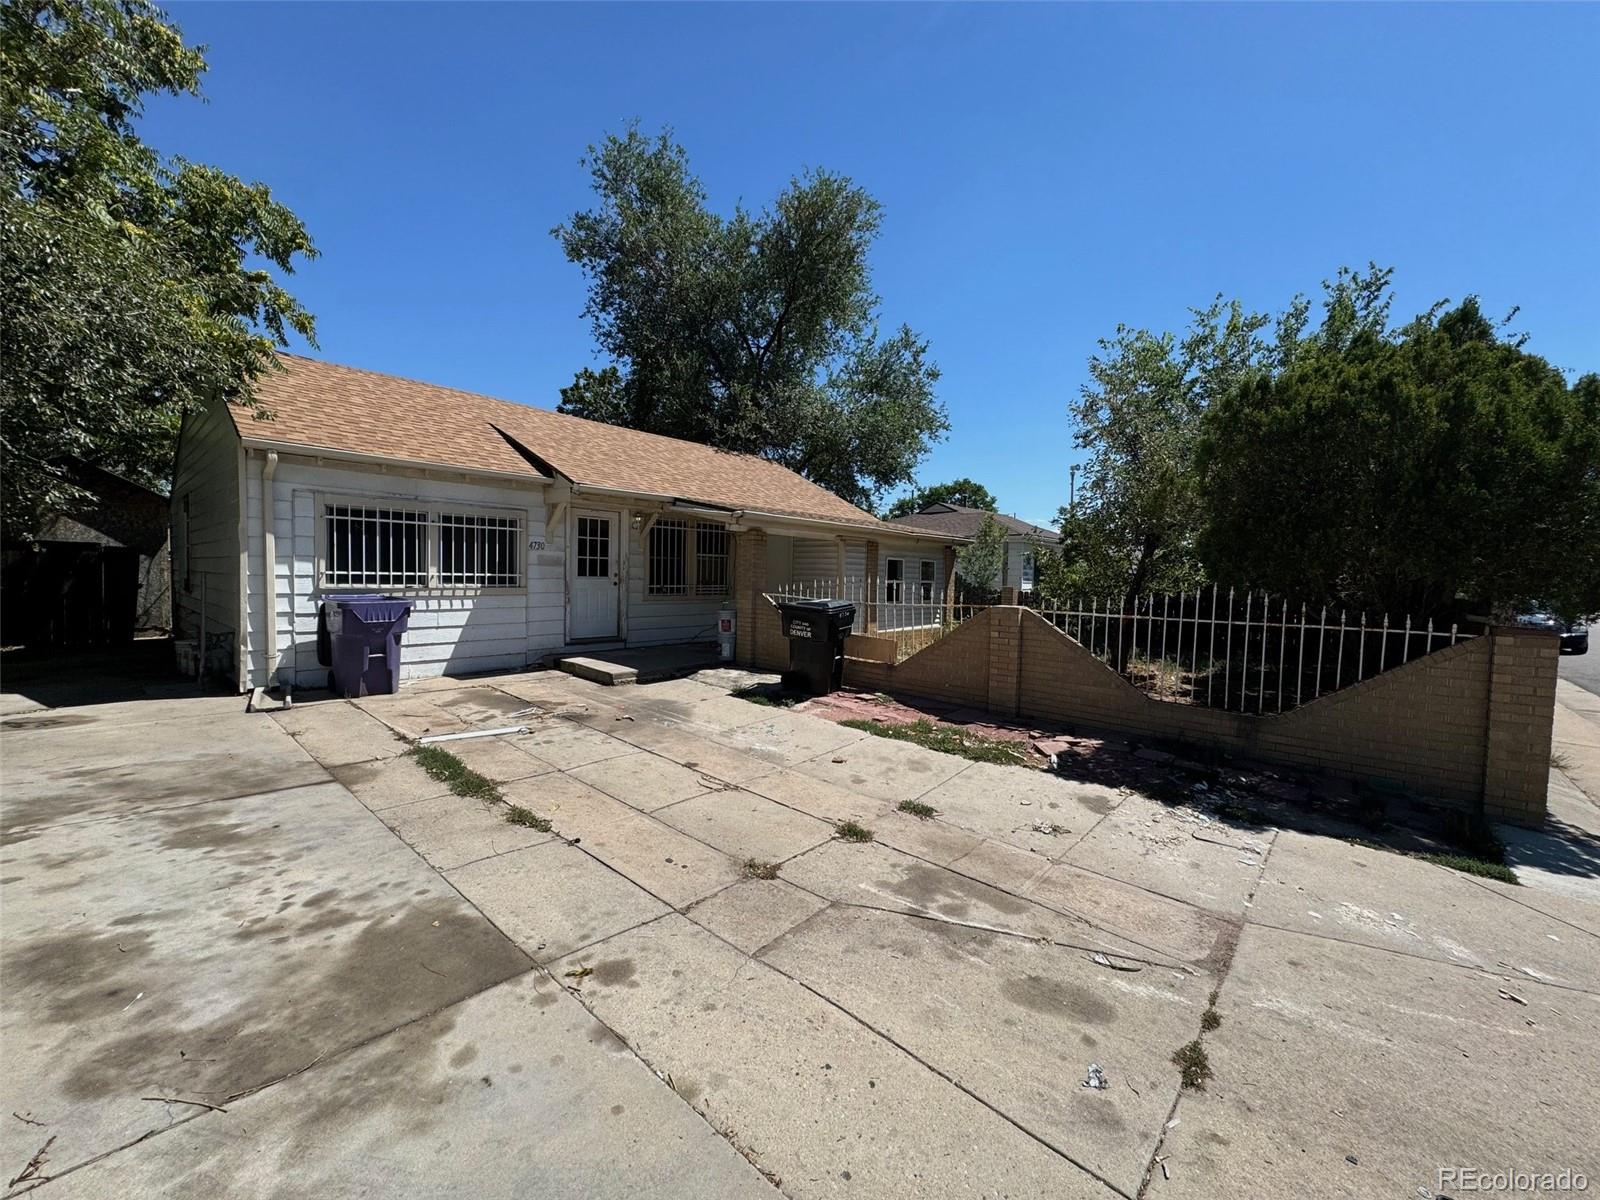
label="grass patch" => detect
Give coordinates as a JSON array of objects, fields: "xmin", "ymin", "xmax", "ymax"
[
  {"xmin": 410, "ymin": 745, "xmax": 501, "ymax": 803},
  {"xmin": 1200, "ymin": 1008, "xmax": 1222, "ymax": 1033},
  {"xmin": 743, "ymin": 859, "xmax": 781, "ymax": 880},
  {"xmin": 1350, "ymin": 823, "xmax": 1518, "ymax": 885},
  {"xmin": 1412, "ymin": 851, "xmax": 1518, "ymax": 884},
  {"xmin": 898, "ymin": 799, "xmax": 937, "ymax": 820},
  {"xmin": 506, "ymin": 805, "xmax": 553, "ymax": 832},
  {"xmin": 1172, "ymin": 1039, "xmax": 1213, "ymax": 1090},
  {"xmin": 839, "ymin": 718, "xmax": 1029, "ymax": 766},
  {"xmin": 835, "ymin": 820, "xmax": 875, "ymax": 843}
]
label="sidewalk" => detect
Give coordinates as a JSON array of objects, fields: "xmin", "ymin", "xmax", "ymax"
[{"xmin": 1494, "ymin": 679, "xmax": 1600, "ymax": 900}]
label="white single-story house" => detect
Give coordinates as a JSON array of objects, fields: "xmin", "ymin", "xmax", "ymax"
[
  {"xmin": 885, "ymin": 502, "xmax": 1060, "ymax": 594},
  {"xmin": 171, "ymin": 354, "xmax": 960, "ymax": 691}
]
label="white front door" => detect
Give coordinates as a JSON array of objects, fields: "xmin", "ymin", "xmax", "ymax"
[{"xmin": 570, "ymin": 509, "xmax": 620, "ymax": 640}]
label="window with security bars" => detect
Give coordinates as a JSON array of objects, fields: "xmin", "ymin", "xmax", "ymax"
[
  {"xmin": 648, "ymin": 518, "xmax": 730, "ymax": 597},
  {"xmin": 576, "ymin": 516, "xmax": 610, "ymax": 579},
  {"xmin": 321, "ymin": 503, "xmax": 522, "ymax": 590},
  {"xmin": 439, "ymin": 513, "xmax": 522, "ymax": 587},
  {"xmin": 324, "ymin": 505, "xmax": 429, "ymax": 588}
]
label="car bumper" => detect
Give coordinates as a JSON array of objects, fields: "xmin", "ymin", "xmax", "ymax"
[{"xmin": 1561, "ymin": 634, "xmax": 1589, "ymax": 655}]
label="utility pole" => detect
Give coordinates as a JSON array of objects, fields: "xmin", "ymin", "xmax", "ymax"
[{"xmin": 1068, "ymin": 463, "xmax": 1078, "ymax": 513}]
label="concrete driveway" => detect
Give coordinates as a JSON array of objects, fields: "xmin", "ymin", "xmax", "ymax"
[{"xmin": 3, "ymin": 666, "xmax": 1598, "ymax": 1198}]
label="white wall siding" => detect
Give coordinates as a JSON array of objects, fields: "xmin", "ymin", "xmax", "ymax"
[
  {"xmin": 242, "ymin": 455, "xmax": 556, "ymax": 688},
  {"xmin": 170, "ymin": 398, "xmax": 243, "ymax": 682}
]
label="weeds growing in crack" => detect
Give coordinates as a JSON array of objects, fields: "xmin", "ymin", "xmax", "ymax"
[
  {"xmin": 898, "ymin": 799, "xmax": 937, "ymax": 820},
  {"xmin": 410, "ymin": 745, "xmax": 501, "ymax": 803},
  {"xmin": 743, "ymin": 860, "xmax": 781, "ymax": 880},
  {"xmin": 506, "ymin": 805, "xmax": 553, "ymax": 832},
  {"xmin": 835, "ymin": 820, "xmax": 875, "ymax": 843},
  {"xmin": 1172, "ymin": 1039, "xmax": 1212, "ymax": 1090}
]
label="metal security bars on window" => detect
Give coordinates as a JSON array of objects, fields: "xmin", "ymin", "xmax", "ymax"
[
  {"xmin": 439, "ymin": 513, "xmax": 522, "ymax": 588},
  {"xmin": 324, "ymin": 505, "xmax": 429, "ymax": 588},
  {"xmin": 322, "ymin": 505, "xmax": 522, "ymax": 591},
  {"xmin": 648, "ymin": 518, "xmax": 730, "ymax": 597},
  {"xmin": 1036, "ymin": 587, "xmax": 1484, "ymax": 715}
]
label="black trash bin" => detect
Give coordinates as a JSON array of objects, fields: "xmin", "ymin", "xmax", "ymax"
[
  {"xmin": 323, "ymin": 594, "xmax": 414, "ymax": 697},
  {"xmin": 776, "ymin": 598, "xmax": 857, "ymax": 695}
]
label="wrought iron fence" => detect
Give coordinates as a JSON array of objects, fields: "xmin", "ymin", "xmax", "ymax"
[
  {"xmin": 1037, "ymin": 587, "xmax": 1483, "ymax": 715},
  {"xmin": 764, "ymin": 578, "xmax": 988, "ymax": 662}
]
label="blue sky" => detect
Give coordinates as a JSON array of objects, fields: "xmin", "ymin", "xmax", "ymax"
[{"xmin": 149, "ymin": 2, "xmax": 1598, "ymax": 526}]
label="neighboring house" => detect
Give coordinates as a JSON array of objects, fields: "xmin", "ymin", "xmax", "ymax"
[
  {"xmin": 1, "ymin": 463, "xmax": 171, "ymax": 647},
  {"xmin": 172, "ymin": 354, "xmax": 960, "ymax": 691},
  {"xmin": 885, "ymin": 502, "xmax": 1060, "ymax": 594}
]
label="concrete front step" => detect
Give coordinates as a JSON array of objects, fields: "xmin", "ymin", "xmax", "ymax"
[{"xmin": 557, "ymin": 656, "xmax": 639, "ymax": 687}]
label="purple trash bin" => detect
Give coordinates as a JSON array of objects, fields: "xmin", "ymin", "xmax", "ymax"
[{"xmin": 326, "ymin": 595, "xmax": 413, "ymax": 697}]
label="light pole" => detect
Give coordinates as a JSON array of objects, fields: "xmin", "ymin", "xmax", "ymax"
[{"xmin": 1068, "ymin": 463, "xmax": 1078, "ymax": 513}]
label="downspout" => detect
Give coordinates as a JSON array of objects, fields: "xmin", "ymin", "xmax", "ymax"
[{"xmin": 261, "ymin": 450, "xmax": 279, "ymax": 689}]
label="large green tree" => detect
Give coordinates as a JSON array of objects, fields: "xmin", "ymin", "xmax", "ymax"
[
  {"xmin": 1063, "ymin": 266, "xmax": 1395, "ymax": 603},
  {"xmin": 884, "ymin": 476, "xmax": 997, "ymax": 520},
  {"xmin": 1, "ymin": 0, "xmax": 316, "ymax": 531},
  {"xmin": 1198, "ymin": 298, "xmax": 1600, "ymax": 618},
  {"xmin": 553, "ymin": 127, "xmax": 945, "ymax": 509},
  {"xmin": 954, "ymin": 513, "xmax": 1006, "ymax": 597}
]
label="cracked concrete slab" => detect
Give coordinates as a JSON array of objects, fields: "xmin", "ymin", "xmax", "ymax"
[
  {"xmin": 553, "ymin": 914, "xmax": 1116, "ymax": 1199},
  {"xmin": 761, "ymin": 902, "xmax": 1205, "ymax": 1196},
  {"xmin": 913, "ymin": 761, "xmax": 1126, "ymax": 856},
  {"xmin": 2, "ymin": 710, "xmax": 330, "ymax": 836},
  {"xmin": 789, "ymin": 734, "xmax": 972, "ymax": 804},
  {"xmin": 331, "ymin": 753, "xmax": 455, "ymax": 811},
  {"xmin": 442, "ymin": 733, "xmax": 557, "ymax": 783},
  {"xmin": 377, "ymin": 791, "xmax": 558, "ymax": 871},
  {"xmin": 40, "ymin": 972, "xmax": 774, "ymax": 1200},
  {"xmin": 1059, "ymin": 794, "xmax": 1272, "ymax": 915},
  {"xmin": 705, "ymin": 708, "xmax": 869, "ymax": 766},
  {"xmin": 1247, "ymin": 831, "xmax": 1600, "ymax": 990},
  {"xmin": 269, "ymin": 698, "xmax": 409, "ymax": 767},
  {"xmin": 685, "ymin": 878, "xmax": 831, "ymax": 954},
  {"xmin": 569, "ymin": 749, "xmax": 720, "ymax": 811},
  {"xmin": 741, "ymin": 766, "xmax": 896, "ymax": 826},
  {"xmin": 656, "ymin": 790, "xmax": 836, "ymax": 863},
  {"xmin": 0, "ymin": 780, "xmax": 531, "ymax": 1185},
  {"xmin": 607, "ymin": 720, "xmax": 779, "ymax": 784},
  {"xmin": 1150, "ymin": 923, "xmax": 1600, "ymax": 1200},
  {"xmin": 446, "ymin": 840, "xmax": 670, "ymax": 963},
  {"xmin": 507, "ymin": 720, "xmax": 637, "ymax": 770}
]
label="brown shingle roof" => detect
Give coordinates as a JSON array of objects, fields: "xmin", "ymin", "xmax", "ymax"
[
  {"xmin": 885, "ymin": 503, "xmax": 1058, "ymax": 540},
  {"xmin": 235, "ymin": 355, "xmax": 939, "ymax": 535}
]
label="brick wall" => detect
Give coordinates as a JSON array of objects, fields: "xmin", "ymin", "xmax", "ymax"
[
  {"xmin": 733, "ymin": 530, "xmax": 788, "ymax": 672},
  {"xmin": 1482, "ymin": 626, "xmax": 1559, "ymax": 824},
  {"xmin": 843, "ymin": 605, "xmax": 1557, "ymax": 826}
]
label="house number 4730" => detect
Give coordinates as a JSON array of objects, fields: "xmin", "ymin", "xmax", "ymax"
[{"xmin": 528, "ymin": 539, "xmax": 547, "ymax": 551}]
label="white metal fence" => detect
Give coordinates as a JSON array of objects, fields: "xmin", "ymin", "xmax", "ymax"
[{"xmin": 1036, "ymin": 587, "xmax": 1482, "ymax": 715}]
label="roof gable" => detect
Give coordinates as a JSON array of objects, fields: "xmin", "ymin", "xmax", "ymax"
[{"xmin": 235, "ymin": 354, "xmax": 916, "ymax": 532}]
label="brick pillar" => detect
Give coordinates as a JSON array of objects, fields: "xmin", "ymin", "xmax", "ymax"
[
  {"xmin": 987, "ymin": 605, "xmax": 1023, "ymax": 716},
  {"xmin": 1481, "ymin": 625, "xmax": 1559, "ymax": 826},
  {"xmin": 1000, "ymin": 586, "xmax": 1019, "ymax": 605},
  {"xmin": 733, "ymin": 529, "xmax": 768, "ymax": 669},
  {"xmin": 942, "ymin": 545, "xmax": 957, "ymax": 622},
  {"xmin": 865, "ymin": 540, "xmax": 880, "ymax": 633}
]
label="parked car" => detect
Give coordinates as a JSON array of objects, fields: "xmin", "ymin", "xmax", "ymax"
[{"xmin": 1515, "ymin": 611, "xmax": 1589, "ymax": 654}]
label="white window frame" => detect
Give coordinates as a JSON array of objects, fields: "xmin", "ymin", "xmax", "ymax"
[
  {"xmin": 646, "ymin": 517, "xmax": 732, "ymax": 599},
  {"xmin": 315, "ymin": 494, "xmax": 526, "ymax": 594}
]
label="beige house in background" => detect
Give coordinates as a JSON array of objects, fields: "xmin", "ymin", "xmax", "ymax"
[{"xmin": 885, "ymin": 502, "xmax": 1060, "ymax": 594}]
